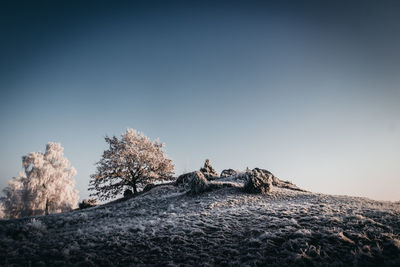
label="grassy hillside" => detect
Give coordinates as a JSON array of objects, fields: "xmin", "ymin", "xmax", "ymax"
[{"xmin": 1, "ymin": 178, "xmax": 399, "ymax": 266}]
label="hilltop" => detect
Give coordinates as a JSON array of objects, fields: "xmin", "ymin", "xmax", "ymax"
[{"xmin": 0, "ymin": 171, "xmax": 399, "ymax": 266}]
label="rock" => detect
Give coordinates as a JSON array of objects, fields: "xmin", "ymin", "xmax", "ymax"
[
  {"xmin": 243, "ymin": 170, "xmax": 273, "ymax": 194},
  {"xmin": 188, "ymin": 171, "xmax": 209, "ymax": 195},
  {"xmin": 220, "ymin": 169, "xmax": 237, "ymax": 177},
  {"xmin": 200, "ymin": 159, "xmax": 219, "ymax": 180},
  {"xmin": 175, "ymin": 171, "xmax": 197, "ymax": 186},
  {"xmin": 252, "ymin": 168, "xmax": 279, "ymax": 186},
  {"xmin": 277, "ymin": 180, "xmax": 306, "ymax": 192},
  {"xmin": 251, "ymin": 168, "xmax": 305, "ymax": 190},
  {"xmin": 252, "ymin": 168, "xmax": 273, "ymax": 177},
  {"xmin": 78, "ymin": 198, "xmax": 98, "ymax": 209}
]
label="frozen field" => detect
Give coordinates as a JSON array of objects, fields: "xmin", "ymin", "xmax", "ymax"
[{"xmin": 1, "ymin": 180, "xmax": 399, "ymax": 266}]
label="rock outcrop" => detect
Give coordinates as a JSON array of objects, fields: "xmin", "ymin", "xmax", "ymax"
[
  {"xmin": 243, "ymin": 170, "xmax": 273, "ymax": 194},
  {"xmin": 220, "ymin": 169, "xmax": 237, "ymax": 177},
  {"xmin": 188, "ymin": 171, "xmax": 210, "ymax": 195},
  {"xmin": 176, "ymin": 164, "xmax": 305, "ymax": 195},
  {"xmin": 200, "ymin": 159, "xmax": 219, "ymax": 180},
  {"xmin": 252, "ymin": 168, "xmax": 279, "ymax": 186},
  {"xmin": 175, "ymin": 171, "xmax": 197, "ymax": 186}
]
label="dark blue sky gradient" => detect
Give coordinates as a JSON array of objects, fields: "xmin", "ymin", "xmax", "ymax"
[{"xmin": 1, "ymin": 0, "xmax": 399, "ymax": 201}]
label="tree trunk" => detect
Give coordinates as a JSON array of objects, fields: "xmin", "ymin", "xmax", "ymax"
[
  {"xmin": 45, "ymin": 198, "xmax": 49, "ymax": 215},
  {"xmin": 130, "ymin": 170, "xmax": 137, "ymax": 195},
  {"xmin": 132, "ymin": 179, "xmax": 137, "ymax": 194},
  {"xmin": 130, "ymin": 170, "xmax": 138, "ymax": 195}
]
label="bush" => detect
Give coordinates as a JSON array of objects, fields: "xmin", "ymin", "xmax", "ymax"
[
  {"xmin": 78, "ymin": 199, "xmax": 98, "ymax": 209},
  {"xmin": 123, "ymin": 189, "xmax": 133, "ymax": 198},
  {"xmin": 24, "ymin": 218, "xmax": 47, "ymax": 236}
]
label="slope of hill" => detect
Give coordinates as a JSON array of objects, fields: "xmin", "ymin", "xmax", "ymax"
[{"xmin": 1, "ymin": 176, "xmax": 399, "ymax": 266}]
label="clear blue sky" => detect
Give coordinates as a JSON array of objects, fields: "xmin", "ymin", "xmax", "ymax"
[{"xmin": 1, "ymin": 0, "xmax": 399, "ymax": 201}]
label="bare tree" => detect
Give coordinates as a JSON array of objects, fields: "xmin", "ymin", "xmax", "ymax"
[
  {"xmin": 89, "ymin": 129, "xmax": 174, "ymax": 200},
  {"xmin": 1, "ymin": 143, "xmax": 79, "ymax": 219}
]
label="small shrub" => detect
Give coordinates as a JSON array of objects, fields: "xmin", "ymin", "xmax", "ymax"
[
  {"xmin": 123, "ymin": 189, "xmax": 133, "ymax": 198},
  {"xmin": 79, "ymin": 198, "xmax": 98, "ymax": 209},
  {"xmin": 24, "ymin": 218, "xmax": 47, "ymax": 236}
]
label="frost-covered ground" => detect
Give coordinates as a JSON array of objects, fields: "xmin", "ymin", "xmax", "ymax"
[{"xmin": 1, "ymin": 180, "xmax": 399, "ymax": 266}]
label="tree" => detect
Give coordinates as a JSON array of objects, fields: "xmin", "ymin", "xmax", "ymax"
[
  {"xmin": 0, "ymin": 202, "xmax": 4, "ymax": 219},
  {"xmin": 1, "ymin": 143, "xmax": 79, "ymax": 219},
  {"xmin": 89, "ymin": 129, "xmax": 174, "ymax": 200}
]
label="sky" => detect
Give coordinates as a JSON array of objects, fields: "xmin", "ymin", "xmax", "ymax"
[{"xmin": 0, "ymin": 0, "xmax": 399, "ymax": 201}]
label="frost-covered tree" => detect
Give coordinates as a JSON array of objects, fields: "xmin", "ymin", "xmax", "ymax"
[
  {"xmin": 1, "ymin": 143, "xmax": 79, "ymax": 219},
  {"xmin": 0, "ymin": 202, "xmax": 4, "ymax": 219},
  {"xmin": 89, "ymin": 129, "xmax": 174, "ymax": 200}
]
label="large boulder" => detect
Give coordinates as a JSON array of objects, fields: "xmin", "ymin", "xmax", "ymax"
[
  {"xmin": 252, "ymin": 168, "xmax": 280, "ymax": 186},
  {"xmin": 243, "ymin": 170, "xmax": 273, "ymax": 194},
  {"xmin": 220, "ymin": 169, "xmax": 237, "ymax": 177},
  {"xmin": 175, "ymin": 171, "xmax": 197, "ymax": 186},
  {"xmin": 251, "ymin": 168, "xmax": 306, "ymax": 192},
  {"xmin": 200, "ymin": 159, "xmax": 219, "ymax": 180},
  {"xmin": 188, "ymin": 171, "xmax": 209, "ymax": 195}
]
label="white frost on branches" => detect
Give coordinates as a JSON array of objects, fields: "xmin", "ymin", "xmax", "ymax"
[
  {"xmin": 1, "ymin": 143, "xmax": 79, "ymax": 219},
  {"xmin": 89, "ymin": 129, "xmax": 174, "ymax": 200},
  {"xmin": 0, "ymin": 202, "xmax": 4, "ymax": 219}
]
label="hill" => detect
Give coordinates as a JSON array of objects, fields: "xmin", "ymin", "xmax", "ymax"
[{"xmin": 0, "ymin": 173, "xmax": 399, "ymax": 266}]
